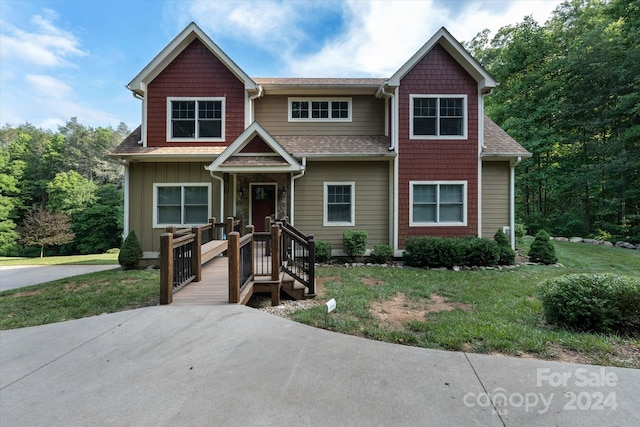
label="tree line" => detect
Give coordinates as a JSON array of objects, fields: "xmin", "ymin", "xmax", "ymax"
[
  {"xmin": 0, "ymin": 118, "xmax": 129, "ymax": 256},
  {"xmin": 467, "ymin": 0, "xmax": 639, "ymax": 241}
]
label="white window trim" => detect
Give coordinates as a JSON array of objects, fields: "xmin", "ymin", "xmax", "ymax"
[
  {"xmin": 288, "ymin": 97, "xmax": 352, "ymax": 122},
  {"xmin": 324, "ymin": 181, "xmax": 355, "ymax": 226},
  {"xmin": 409, "ymin": 94, "xmax": 467, "ymax": 140},
  {"xmin": 166, "ymin": 97, "xmax": 225, "ymax": 142},
  {"xmin": 153, "ymin": 183, "xmax": 212, "ymax": 228},
  {"xmin": 409, "ymin": 180, "xmax": 467, "ymax": 226}
]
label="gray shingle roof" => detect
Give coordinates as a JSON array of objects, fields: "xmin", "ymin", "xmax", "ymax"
[{"xmin": 482, "ymin": 116, "xmax": 532, "ymax": 158}]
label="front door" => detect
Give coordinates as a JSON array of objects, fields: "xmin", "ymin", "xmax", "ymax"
[{"xmin": 251, "ymin": 184, "xmax": 276, "ymax": 232}]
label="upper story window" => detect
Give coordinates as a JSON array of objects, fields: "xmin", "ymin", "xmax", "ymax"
[
  {"xmin": 167, "ymin": 97, "xmax": 225, "ymax": 142},
  {"xmin": 410, "ymin": 95, "xmax": 467, "ymax": 139},
  {"xmin": 289, "ymin": 98, "xmax": 352, "ymax": 122}
]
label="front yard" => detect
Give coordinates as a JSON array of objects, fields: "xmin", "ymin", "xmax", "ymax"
[{"xmin": 283, "ymin": 240, "xmax": 640, "ymax": 368}]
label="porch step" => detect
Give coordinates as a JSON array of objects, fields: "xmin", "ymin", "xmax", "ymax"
[{"xmin": 280, "ymin": 273, "xmax": 315, "ymax": 300}]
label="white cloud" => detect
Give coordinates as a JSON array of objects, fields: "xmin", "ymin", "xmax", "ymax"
[
  {"xmin": 283, "ymin": 0, "xmax": 564, "ymax": 77},
  {"xmin": 0, "ymin": 10, "xmax": 88, "ymax": 67},
  {"xmin": 25, "ymin": 74, "xmax": 73, "ymax": 98}
]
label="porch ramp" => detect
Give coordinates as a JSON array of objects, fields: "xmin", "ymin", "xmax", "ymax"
[{"xmin": 171, "ymin": 256, "xmax": 228, "ymax": 306}]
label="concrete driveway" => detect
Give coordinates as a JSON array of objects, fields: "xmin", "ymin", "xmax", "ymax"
[
  {"xmin": 1, "ymin": 305, "xmax": 638, "ymax": 426},
  {"xmin": 0, "ymin": 265, "xmax": 119, "ymax": 291}
]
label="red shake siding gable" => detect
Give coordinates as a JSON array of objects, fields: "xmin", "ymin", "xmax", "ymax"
[
  {"xmin": 146, "ymin": 39, "xmax": 245, "ymax": 147},
  {"xmin": 397, "ymin": 43, "xmax": 480, "ymax": 245}
]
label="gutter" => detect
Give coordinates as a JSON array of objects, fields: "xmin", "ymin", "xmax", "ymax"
[
  {"xmin": 132, "ymin": 90, "xmax": 144, "ymax": 145},
  {"xmin": 209, "ymin": 171, "xmax": 225, "ymax": 222},
  {"xmin": 376, "ymin": 83, "xmax": 397, "ymax": 152}
]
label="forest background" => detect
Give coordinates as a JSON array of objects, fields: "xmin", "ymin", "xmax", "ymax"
[{"xmin": 0, "ymin": 0, "xmax": 638, "ymax": 256}]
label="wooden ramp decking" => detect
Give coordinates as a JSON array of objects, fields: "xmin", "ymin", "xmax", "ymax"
[{"xmin": 172, "ymin": 256, "xmax": 229, "ymax": 306}]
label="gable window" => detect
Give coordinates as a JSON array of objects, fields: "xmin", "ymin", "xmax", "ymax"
[
  {"xmin": 153, "ymin": 184, "xmax": 211, "ymax": 227},
  {"xmin": 410, "ymin": 181, "xmax": 467, "ymax": 226},
  {"xmin": 289, "ymin": 98, "xmax": 352, "ymax": 122},
  {"xmin": 324, "ymin": 182, "xmax": 355, "ymax": 226},
  {"xmin": 167, "ymin": 98, "xmax": 225, "ymax": 141},
  {"xmin": 410, "ymin": 95, "xmax": 466, "ymax": 139}
]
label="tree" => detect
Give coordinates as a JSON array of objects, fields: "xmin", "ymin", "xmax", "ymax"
[
  {"xmin": 0, "ymin": 147, "xmax": 20, "ymax": 254},
  {"xmin": 73, "ymin": 184, "xmax": 123, "ymax": 254},
  {"xmin": 528, "ymin": 230, "xmax": 558, "ymax": 265},
  {"xmin": 19, "ymin": 207, "xmax": 75, "ymax": 258},
  {"xmin": 46, "ymin": 170, "xmax": 98, "ymax": 215}
]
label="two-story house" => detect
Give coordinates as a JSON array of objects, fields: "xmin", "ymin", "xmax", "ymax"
[{"xmin": 110, "ymin": 22, "xmax": 530, "ymax": 261}]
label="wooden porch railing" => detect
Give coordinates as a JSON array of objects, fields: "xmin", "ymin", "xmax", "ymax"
[
  {"xmin": 277, "ymin": 218, "xmax": 315, "ymax": 296},
  {"xmin": 159, "ymin": 217, "xmax": 240, "ymax": 304}
]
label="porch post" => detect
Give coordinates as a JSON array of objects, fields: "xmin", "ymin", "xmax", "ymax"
[
  {"xmin": 228, "ymin": 231, "xmax": 240, "ymax": 303},
  {"xmin": 191, "ymin": 226, "xmax": 202, "ymax": 282},
  {"xmin": 160, "ymin": 232, "xmax": 173, "ymax": 305},
  {"xmin": 271, "ymin": 224, "xmax": 281, "ymax": 282}
]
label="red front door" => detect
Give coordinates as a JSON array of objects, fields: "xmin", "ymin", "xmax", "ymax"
[{"xmin": 251, "ymin": 184, "xmax": 276, "ymax": 232}]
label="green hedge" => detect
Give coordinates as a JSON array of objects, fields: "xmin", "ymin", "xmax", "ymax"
[
  {"xmin": 315, "ymin": 240, "xmax": 332, "ymax": 263},
  {"xmin": 538, "ymin": 273, "xmax": 640, "ymax": 334},
  {"xmin": 403, "ymin": 236, "xmax": 499, "ymax": 268},
  {"xmin": 370, "ymin": 244, "xmax": 393, "ymax": 264},
  {"xmin": 343, "ymin": 230, "xmax": 368, "ymax": 261}
]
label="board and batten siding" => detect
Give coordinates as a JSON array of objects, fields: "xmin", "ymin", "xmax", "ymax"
[
  {"xmin": 481, "ymin": 161, "xmax": 510, "ymax": 239},
  {"xmin": 294, "ymin": 160, "xmax": 392, "ymax": 251},
  {"xmin": 254, "ymin": 95, "xmax": 386, "ymax": 136},
  {"xmin": 128, "ymin": 162, "xmax": 220, "ymax": 255}
]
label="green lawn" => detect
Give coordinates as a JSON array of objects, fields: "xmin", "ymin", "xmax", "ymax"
[
  {"xmin": 290, "ymin": 241, "xmax": 640, "ymax": 368},
  {"xmin": 0, "ymin": 268, "xmax": 159, "ymax": 330}
]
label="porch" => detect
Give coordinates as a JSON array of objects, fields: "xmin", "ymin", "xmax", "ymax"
[{"xmin": 160, "ymin": 217, "xmax": 315, "ymax": 306}]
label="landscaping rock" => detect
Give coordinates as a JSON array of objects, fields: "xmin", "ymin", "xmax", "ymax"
[
  {"xmin": 582, "ymin": 238, "xmax": 600, "ymax": 245},
  {"xmin": 570, "ymin": 237, "xmax": 584, "ymax": 243},
  {"xmin": 554, "ymin": 237, "xmax": 569, "ymax": 242}
]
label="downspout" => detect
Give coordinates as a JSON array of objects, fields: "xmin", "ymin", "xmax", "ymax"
[
  {"xmin": 247, "ymin": 84, "xmax": 264, "ymax": 124},
  {"xmin": 209, "ymin": 171, "xmax": 225, "ymax": 222},
  {"xmin": 117, "ymin": 159, "xmax": 130, "ymax": 237},
  {"xmin": 132, "ymin": 91, "xmax": 145, "ymax": 145},
  {"xmin": 510, "ymin": 156, "xmax": 522, "ymax": 250},
  {"xmin": 290, "ymin": 157, "xmax": 307, "ymax": 225}
]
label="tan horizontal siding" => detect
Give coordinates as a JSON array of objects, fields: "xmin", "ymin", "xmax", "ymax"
[
  {"xmin": 481, "ymin": 161, "xmax": 510, "ymax": 239},
  {"xmin": 129, "ymin": 162, "xmax": 220, "ymax": 255},
  {"xmin": 255, "ymin": 95, "xmax": 385, "ymax": 136},
  {"xmin": 294, "ymin": 160, "xmax": 391, "ymax": 251}
]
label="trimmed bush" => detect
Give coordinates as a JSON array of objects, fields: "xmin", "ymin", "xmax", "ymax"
[
  {"xmin": 343, "ymin": 230, "xmax": 368, "ymax": 261},
  {"xmin": 370, "ymin": 244, "xmax": 393, "ymax": 264},
  {"xmin": 538, "ymin": 273, "xmax": 640, "ymax": 334},
  {"xmin": 494, "ymin": 229, "xmax": 516, "ymax": 265},
  {"xmin": 315, "ymin": 240, "xmax": 332, "ymax": 263},
  {"xmin": 528, "ymin": 230, "xmax": 557, "ymax": 264},
  {"xmin": 118, "ymin": 231, "xmax": 142, "ymax": 270},
  {"xmin": 403, "ymin": 236, "xmax": 499, "ymax": 268}
]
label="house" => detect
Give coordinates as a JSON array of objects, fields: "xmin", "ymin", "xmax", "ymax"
[{"xmin": 110, "ymin": 22, "xmax": 531, "ymax": 261}]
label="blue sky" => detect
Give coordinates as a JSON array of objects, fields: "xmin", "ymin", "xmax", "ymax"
[{"xmin": 0, "ymin": 0, "xmax": 563, "ymax": 132}]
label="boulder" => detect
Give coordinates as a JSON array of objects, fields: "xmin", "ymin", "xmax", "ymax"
[{"xmin": 570, "ymin": 237, "xmax": 584, "ymax": 243}]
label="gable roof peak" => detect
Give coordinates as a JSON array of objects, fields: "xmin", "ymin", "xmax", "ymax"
[
  {"xmin": 127, "ymin": 22, "xmax": 258, "ymax": 96},
  {"xmin": 384, "ymin": 26, "xmax": 496, "ymax": 93}
]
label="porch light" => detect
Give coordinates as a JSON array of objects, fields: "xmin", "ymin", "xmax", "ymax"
[
  {"xmin": 239, "ymin": 187, "xmax": 244, "ymax": 200},
  {"xmin": 280, "ymin": 186, "xmax": 287, "ymax": 198}
]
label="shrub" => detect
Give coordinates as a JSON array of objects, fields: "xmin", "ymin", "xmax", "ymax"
[
  {"xmin": 118, "ymin": 231, "xmax": 143, "ymax": 270},
  {"xmin": 343, "ymin": 230, "xmax": 368, "ymax": 261},
  {"xmin": 315, "ymin": 240, "xmax": 332, "ymax": 263},
  {"xmin": 403, "ymin": 236, "xmax": 499, "ymax": 268},
  {"xmin": 514, "ymin": 223, "xmax": 526, "ymax": 248},
  {"xmin": 494, "ymin": 229, "xmax": 515, "ymax": 265},
  {"xmin": 528, "ymin": 230, "xmax": 557, "ymax": 264},
  {"xmin": 370, "ymin": 244, "xmax": 393, "ymax": 264},
  {"xmin": 538, "ymin": 274, "xmax": 640, "ymax": 334}
]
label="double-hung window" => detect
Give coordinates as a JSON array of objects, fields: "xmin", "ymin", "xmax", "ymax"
[
  {"xmin": 410, "ymin": 181, "xmax": 466, "ymax": 226},
  {"xmin": 167, "ymin": 98, "xmax": 224, "ymax": 141},
  {"xmin": 324, "ymin": 182, "xmax": 355, "ymax": 226},
  {"xmin": 410, "ymin": 95, "xmax": 466, "ymax": 139},
  {"xmin": 154, "ymin": 184, "xmax": 211, "ymax": 227},
  {"xmin": 289, "ymin": 98, "xmax": 352, "ymax": 122}
]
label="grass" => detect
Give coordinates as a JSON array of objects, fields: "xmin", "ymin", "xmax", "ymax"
[
  {"xmin": 289, "ymin": 240, "xmax": 640, "ymax": 368},
  {"xmin": 0, "ymin": 268, "xmax": 159, "ymax": 330},
  {"xmin": 0, "ymin": 253, "xmax": 119, "ymax": 266}
]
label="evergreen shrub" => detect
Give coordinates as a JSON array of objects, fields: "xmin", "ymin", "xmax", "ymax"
[
  {"xmin": 494, "ymin": 228, "xmax": 516, "ymax": 265},
  {"xmin": 369, "ymin": 244, "xmax": 393, "ymax": 264},
  {"xmin": 118, "ymin": 231, "xmax": 143, "ymax": 270},
  {"xmin": 343, "ymin": 230, "xmax": 368, "ymax": 261},
  {"xmin": 538, "ymin": 273, "xmax": 640, "ymax": 334},
  {"xmin": 315, "ymin": 240, "xmax": 332, "ymax": 263},
  {"xmin": 528, "ymin": 230, "xmax": 557, "ymax": 264}
]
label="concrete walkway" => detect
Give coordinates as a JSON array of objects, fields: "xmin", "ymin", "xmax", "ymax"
[
  {"xmin": 0, "ymin": 265, "xmax": 120, "ymax": 291},
  {"xmin": 1, "ymin": 305, "xmax": 638, "ymax": 426}
]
